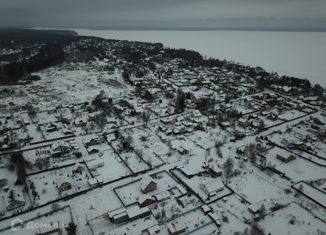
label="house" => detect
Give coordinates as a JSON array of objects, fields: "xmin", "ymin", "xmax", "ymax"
[
  {"xmin": 238, "ymin": 118, "xmax": 250, "ymax": 127},
  {"xmin": 256, "ymin": 142, "xmax": 269, "ymax": 152},
  {"xmin": 236, "ymin": 146, "xmax": 246, "ymax": 155},
  {"xmin": 154, "ymin": 191, "xmax": 170, "ymax": 202},
  {"xmin": 108, "ymin": 208, "xmax": 128, "ymax": 223},
  {"xmin": 173, "ymin": 128, "xmax": 181, "ymax": 135},
  {"xmin": 140, "ymin": 176, "xmax": 157, "ymax": 193},
  {"xmin": 167, "ymin": 222, "xmax": 187, "ymax": 235},
  {"xmin": 276, "ymin": 153, "xmax": 296, "ymax": 163},
  {"xmin": 62, "ymin": 124, "xmax": 74, "ymax": 135},
  {"xmin": 57, "ymin": 180, "xmax": 72, "ymax": 193},
  {"xmin": 208, "ymin": 212, "xmax": 221, "ymax": 227},
  {"xmin": 6, "ymin": 189, "xmax": 25, "ymax": 211},
  {"xmin": 147, "ymin": 225, "xmax": 161, "ymax": 235},
  {"xmin": 220, "ymin": 121, "xmax": 231, "ymax": 128},
  {"xmin": 88, "ymin": 178, "xmax": 98, "ymax": 187},
  {"xmin": 267, "ymin": 113, "xmax": 278, "ymax": 121},
  {"xmin": 126, "ymin": 204, "xmax": 151, "ymax": 220},
  {"xmin": 46, "ymin": 122, "xmax": 58, "ymax": 132},
  {"xmin": 74, "ymin": 117, "xmax": 87, "ymax": 127},
  {"xmin": 87, "ymin": 160, "xmax": 105, "ymax": 171},
  {"xmin": 176, "ymin": 184, "xmax": 187, "ymax": 197},
  {"xmin": 138, "ymin": 194, "xmax": 156, "ymax": 208},
  {"xmin": 201, "ymin": 205, "xmax": 212, "ymax": 215},
  {"xmin": 201, "ymin": 178, "xmax": 224, "ymax": 197},
  {"xmin": 51, "ymin": 141, "xmax": 71, "ymax": 157},
  {"xmin": 47, "ymin": 107, "xmax": 57, "ymax": 114},
  {"xmin": 193, "ymin": 110, "xmax": 202, "ymax": 118},
  {"xmin": 261, "ymin": 111, "xmax": 268, "ymax": 116},
  {"xmin": 203, "ymin": 165, "xmax": 223, "ymax": 177},
  {"xmin": 87, "ymin": 146, "xmax": 100, "ymax": 154},
  {"xmin": 297, "ymin": 143, "xmax": 312, "ymax": 152},
  {"xmin": 85, "ymin": 137, "xmax": 100, "ymax": 148},
  {"xmin": 69, "ymin": 140, "xmax": 79, "ymax": 151},
  {"xmin": 248, "ymin": 204, "xmax": 261, "ymax": 215},
  {"xmin": 73, "ymin": 163, "xmax": 86, "ymax": 174},
  {"xmin": 251, "ymin": 119, "xmax": 265, "ymax": 129},
  {"xmin": 178, "ymin": 147, "xmax": 189, "ymax": 155},
  {"xmin": 195, "ymin": 74, "xmax": 205, "ymax": 86},
  {"xmin": 106, "ymin": 133, "xmax": 117, "ymax": 143},
  {"xmin": 159, "ymin": 125, "xmax": 167, "ymax": 132},
  {"xmin": 160, "ymin": 117, "xmax": 172, "ymax": 125}
]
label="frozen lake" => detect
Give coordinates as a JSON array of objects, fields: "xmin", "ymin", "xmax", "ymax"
[{"xmin": 74, "ymin": 29, "xmax": 326, "ymax": 86}]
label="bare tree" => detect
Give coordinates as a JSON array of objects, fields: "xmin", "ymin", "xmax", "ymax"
[
  {"xmin": 142, "ymin": 110, "xmax": 150, "ymax": 127},
  {"xmin": 247, "ymin": 143, "xmax": 257, "ymax": 164},
  {"xmin": 223, "ymin": 158, "xmax": 234, "ymax": 179}
]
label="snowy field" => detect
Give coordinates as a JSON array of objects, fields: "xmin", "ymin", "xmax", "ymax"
[
  {"xmin": 74, "ymin": 29, "xmax": 326, "ymax": 86},
  {"xmin": 260, "ymin": 203, "xmax": 326, "ymax": 234}
]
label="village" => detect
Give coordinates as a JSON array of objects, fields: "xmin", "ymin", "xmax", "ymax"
[{"xmin": 0, "ymin": 33, "xmax": 326, "ymax": 235}]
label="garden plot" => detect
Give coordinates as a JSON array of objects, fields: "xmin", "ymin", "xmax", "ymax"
[
  {"xmin": 86, "ymin": 149, "xmax": 131, "ymax": 182},
  {"xmin": 35, "ymin": 64, "xmax": 132, "ymax": 105},
  {"xmin": 121, "ymin": 112, "xmax": 139, "ymax": 126},
  {"xmin": 3, "ymin": 206, "xmax": 72, "ymax": 235},
  {"xmin": 128, "ymin": 126, "xmax": 169, "ymax": 167},
  {"xmin": 136, "ymin": 143, "xmax": 168, "ymax": 168},
  {"xmin": 278, "ymin": 109, "xmax": 306, "ymax": 121},
  {"xmin": 73, "ymin": 186, "xmax": 123, "ymax": 228},
  {"xmin": 35, "ymin": 111, "xmax": 58, "ymax": 126},
  {"xmin": 171, "ymin": 169, "xmax": 232, "ymax": 204},
  {"xmin": 292, "ymin": 149, "xmax": 326, "ymax": 166},
  {"xmin": 152, "ymin": 194, "xmax": 202, "ymax": 222},
  {"xmin": 293, "ymin": 182, "xmax": 326, "ymax": 208},
  {"xmin": 99, "ymin": 215, "xmax": 158, "ymax": 235},
  {"xmin": 114, "ymin": 171, "xmax": 178, "ymax": 206},
  {"xmin": 218, "ymin": 209, "xmax": 250, "ymax": 235},
  {"xmin": 81, "ymin": 137, "xmax": 110, "ymax": 156},
  {"xmin": 149, "ymin": 103, "xmax": 174, "ymax": 117},
  {"xmin": 231, "ymin": 100, "xmax": 257, "ymax": 115},
  {"xmin": 170, "ymin": 137, "xmax": 206, "ymax": 158},
  {"xmin": 0, "ymin": 159, "xmax": 33, "ymax": 215},
  {"xmin": 40, "ymin": 123, "xmax": 67, "ymax": 141},
  {"xmin": 0, "ymin": 156, "xmax": 19, "ymax": 187},
  {"xmin": 26, "ymin": 163, "xmax": 92, "ymax": 206},
  {"xmin": 309, "ymin": 179, "xmax": 326, "ymax": 193},
  {"xmin": 260, "ymin": 116, "xmax": 284, "ymax": 128},
  {"xmin": 160, "ymin": 207, "xmax": 214, "ymax": 235},
  {"xmin": 23, "ymin": 145, "xmax": 59, "ymax": 172},
  {"xmin": 23, "ymin": 139, "xmax": 82, "ymax": 174},
  {"xmin": 25, "ymin": 123, "xmax": 46, "ymax": 143},
  {"xmin": 212, "ymin": 194, "xmax": 253, "ymax": 223},
  {"xmin": 0, "ymin": 188, "xmax": 31, "ymax": 217},
  {"xmin": 229, "ymin": 170, "xmax": 292, "ymax": 211},
  {"xmin": 308, "ymin": 141, "xmax": 326, "ymax": 161},
  {"xmin": 119, "ymin": 151, "xmax": 150, "ymax": 173},
  {"xmin": 140, "ymin": 148, "xmax": 165, "ymax": 168},
  {"xmin": 186, "ymin": 223, "xmax": 218, "ymax": 235},
  {"xmin": 188, "ymin": 130, "xmax": 217, "ymax": 150},
  {"xmin": 260, "ymin": 203, "xmax": 326, "ymax": 235},
  {"xmin": 262, "ymin": 147, "xmax": 326, "ymax": 182}
]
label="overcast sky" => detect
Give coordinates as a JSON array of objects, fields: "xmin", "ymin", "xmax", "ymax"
[{"xmin": 1, "ymin": 0, "xmax": 326, "ymax": 30}]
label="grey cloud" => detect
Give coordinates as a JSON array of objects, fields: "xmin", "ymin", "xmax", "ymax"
[{"xmin": 0, "ymin": 0, "xmax": 325, "ymax": 29}]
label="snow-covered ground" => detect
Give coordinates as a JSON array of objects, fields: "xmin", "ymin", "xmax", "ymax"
[{"xmin": 74, "ymin": 29, "xmax": 326, "ymax": 86}]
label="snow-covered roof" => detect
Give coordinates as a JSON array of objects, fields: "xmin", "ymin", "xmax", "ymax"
[
  {"xmin": 202, "ymin": 178, "xmax": 224, "ymax": 196},
  {"xmin": 140, "ymin": 176, "xmax": 156, "ymax": 192},
  {"xmin": 154, "ymin": 191, "xmax": 170, "ymax": 201},
  {"xmin": 126, "ymin": 204, "xmax": 150, "ymax": 219},
  {"xmin": 138, "ymin": 194, "xmax": 154, "ymax": 205},
  {"xmin": 7, "ymin": 189, "xmax": 25, "ymax": 203}
]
